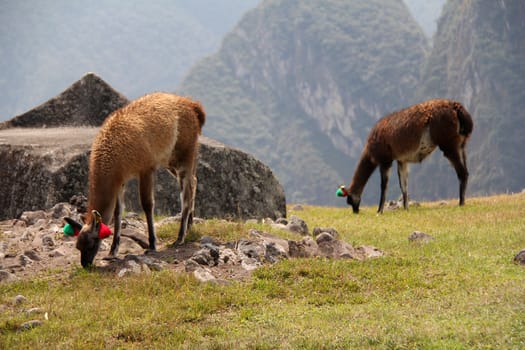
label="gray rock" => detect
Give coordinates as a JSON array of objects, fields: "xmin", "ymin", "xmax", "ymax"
[
  {"xmin": 25, "ymin": 307, "xmax": 44, "ymax": 315},
  {"xmin": 41, "ymin": 235, "xmax": 55, "ymax": 248},
  {"xmin": 286, "ymin": 216, "xmax": 308, "ymax": 235},
  {"xmin": 264, "ymin": 242, "xmax": 288, "ymax": 263},
  {"xmin": 355, "ymin": 245, "xmax": 384, "ymax": 259},
  {"xmin": 19, "ymin": 211, "xmax": 47, "ymax": 225},
  {"xmin": 23, "ymin": 249, "xmax": 41, "ymax": 261},
  {"xmin": 315, "ymin": 232, "xmax": 335, "ymax": 244},
  {"xmin": 0, "ymin": 270, "xmax": 19, "ymax": 283},
  {"xmin": 237, "ymin": 238, "xmax": 265, "ymax": 260},
  {"xmin": 124, "ymin": 255, "xmax": 164, "ymax": 272},
  {"xmin": 48, "ymin": 248, "xmax": 66, "ymax": 258},
  {"xmin": 408, "ymin": 231, "xmax": 435, "ymax": 243},
  {"xmin": 19, "ymin": 320, "xmax": 43, "ymax": 331},
  {"xmin": 50, "ymin": 203, "xmax": 71, "ymax": 219},
  {"xmin": 316, "ymin": 237, "xmax": 356, "ymax": 259},
  {"xmin": 288, "ymin": 237, "xmax": 318, "ymax": 258},
  {"xmin": 13, "ymin": 294, "xmax": 27, "ymax": 305},
  {"xmin": 191, "ymin": 244, "xmax": 220, "ymax": 266},
  {"xmin": 312, "ymin": 227, "xmax": 339, "ymax": 239},
  {"xmin": 191, "ymin": 265, "xmax": 217, "ymax": 283},
  {"xmin": 513, "ymin": 249, "xmax": 525, "ymax": 265},
  {"xmin": 275, "ymin": 218, "xmax": 288, "ymax": 225},
  {"xmin": 19, "ymin": 255, "xmax": 33, "ymax": 266},
  {"xmin": 219, "ymin": 248, "xmax": 239, "ymax": 265}
]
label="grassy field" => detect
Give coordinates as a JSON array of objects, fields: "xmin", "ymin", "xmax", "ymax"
[{"xmin": 1, "ymin": 193, "xmax": 524, "ymax": 349}]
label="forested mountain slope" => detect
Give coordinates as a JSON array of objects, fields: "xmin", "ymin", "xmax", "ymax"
[
  {"xmin": 412, "ymin": 0, "xmax": 525, "ymax": 199},
  {"xmin": 181, "ymin": 0, "xmax": 428, "ymax": 205}
]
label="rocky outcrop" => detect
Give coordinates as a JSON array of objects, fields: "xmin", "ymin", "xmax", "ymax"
[
  {"xmin": 0, "ymin": 129, "xmax": 286, "ymax": 221},
  {"xmin": 0, "ymin": 72, "xmax": 129, "ymax": 129},
  {"xmin": 0, "ymin": 73, "xmax": 286, "ymax": 220}
]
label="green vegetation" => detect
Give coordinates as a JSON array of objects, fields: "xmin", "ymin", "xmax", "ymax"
[{"xmin": 2, "ymin": 193, "xmax": 525, "ymax": 349}]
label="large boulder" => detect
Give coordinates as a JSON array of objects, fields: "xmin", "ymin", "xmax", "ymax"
[{"xmin": 0, "ymin": 74, "xmax": 286, "ymax": 221}]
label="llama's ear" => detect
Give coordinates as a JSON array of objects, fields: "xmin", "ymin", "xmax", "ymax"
[
  {"xmin": 64, "ymin": 217, "xmax": 83, "ymax": 232},
  {"xmin": 92, "ymin": 210, "xmax": 103, "ymax": 225}
]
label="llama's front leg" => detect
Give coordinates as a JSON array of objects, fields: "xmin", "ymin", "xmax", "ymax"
[
  {"xmin": 175, "ymin": 170, "xmax": 196, "ymax": 245},
  {"xmin": 397, "ymin": 161, "xmax": 409, "ymax": 210},
  {"xmin": 108, "ymin": 194, "xmax": 122, "ymax": 257},
  {"xmin": 378, "ymin": 163, "xmax": 392, "ymax": 214}
]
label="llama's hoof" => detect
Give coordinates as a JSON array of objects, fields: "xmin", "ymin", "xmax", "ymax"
[
  {"xmin": 172, "ymin": 239, "xmax": 185, "ymax": 247},
  {"xmin": 144, "ymin": 248, "xmax": 157, "ymax": 255}
]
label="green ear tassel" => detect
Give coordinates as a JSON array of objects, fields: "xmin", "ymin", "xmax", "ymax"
[{"xmin": 63, "ymin": 223, "xmax": 75, "ymax": 236}]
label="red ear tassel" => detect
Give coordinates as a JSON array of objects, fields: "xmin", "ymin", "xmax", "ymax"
[{"xmin": 98, "ymin": 223, "xmax": 112, "ymax": 239}]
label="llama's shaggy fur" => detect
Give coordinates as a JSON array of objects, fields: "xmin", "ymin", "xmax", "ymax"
[
  {"xmin": 346, "ymin": 99, "xmax": 473, "ymax": 214},
  {"xmin": 70, "ymin": 92, "xmax": 205, "ymax": 267}
]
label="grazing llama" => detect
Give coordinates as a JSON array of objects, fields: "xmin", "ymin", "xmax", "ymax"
[
  {"xmin": 342, "ymin": 99, "xmax": 473, "ymax": 214},
  {"xmin": 65, "ymin": 92, "xmax": 205, "ymax": 267}
]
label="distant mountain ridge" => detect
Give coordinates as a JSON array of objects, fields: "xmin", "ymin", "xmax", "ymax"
[
  {"xmin": 181, "ymin": 0, "xmax": 428, "ymax": 205},
  {"xmin": 181, "ymin": 0, "xmax": 525, "ymax": 205}
]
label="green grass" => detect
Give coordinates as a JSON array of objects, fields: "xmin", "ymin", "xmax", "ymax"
[{"xmin": 2, "ymin": 194, "xmax": 525, "ymax": 349}]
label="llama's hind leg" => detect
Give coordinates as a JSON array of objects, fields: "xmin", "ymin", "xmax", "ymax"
[
  {"xmin": 174, "ymin": 168, "xmax": 196, "ymax": 245},
  {"xmin": 139, "ymin": 171, "xmax": 157, "ymax": 251},
  {"xmin": 397, "ymin": 161, "xmax": 409, "ymax": 210},
  {"xmin": 442, "ymin": 146, "xmax": 469, "ymax": 206}
]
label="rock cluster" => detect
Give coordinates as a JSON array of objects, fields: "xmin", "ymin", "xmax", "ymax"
[{"xmin": 0, "ymin": 200, "xmax": 384, "ymax": 284}]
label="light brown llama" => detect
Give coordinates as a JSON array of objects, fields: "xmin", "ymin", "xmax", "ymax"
[
  {"xmin": 65, "ymin": 92, "xmax": 205, "ymax": 267},
  {"xmin": 343, "ymin": 99, "xmax": 473, "ymax": 214}
]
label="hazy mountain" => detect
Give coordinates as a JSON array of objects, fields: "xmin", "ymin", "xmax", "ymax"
[
  {"xmin": 413, "ymin": 0, "xmax": 525, "ymax": 199},
  {"xmin": 181, "ymin": 0, "xmax": 428, "ymax": 205},
  {"xmin": 402, "ymin": 0, "xmax": 446, "ymax": 38},
  {"xmin": 0, "ymin": 0, "xmax": 259, "ymax": 120}
]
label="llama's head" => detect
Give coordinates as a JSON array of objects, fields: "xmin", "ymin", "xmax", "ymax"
[
  {"xmin": 346, "ymin": 193, "xmax": 361, "ymax": 214},
  {"xmin": 65, "ymin": 210, "xmax": 109, "ymax": 268}
]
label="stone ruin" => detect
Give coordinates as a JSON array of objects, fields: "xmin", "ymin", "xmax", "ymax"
[{"xmin": 0, "ymin": 72, "xmax": 286, "ymax": 221}]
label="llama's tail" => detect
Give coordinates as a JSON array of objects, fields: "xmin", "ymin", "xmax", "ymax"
[
  {"xmin": 453, "ymin": 102, "xmax": 473, "ymax": 137},
  {"xmin": 191, "ymin": 101, "xmax": 206, "ymax": 131}
]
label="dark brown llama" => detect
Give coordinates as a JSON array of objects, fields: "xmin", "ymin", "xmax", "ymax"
[
  {"xmin": 344, "ymin": 99, "xmax": 473, "ymax": 214},
  {"xmin": 65, "ymin": 92, "xmax": 206, "ymax": 267}
]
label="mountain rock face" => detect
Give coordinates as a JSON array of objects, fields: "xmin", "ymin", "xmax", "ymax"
[
  {"xmin": 181, "ymin": 0, "xmax": 428, "ymax": 205},
  {"xmin": 412, "ymin": 0, "xmax": 525, "ymax": 199},
  {"xmin": 0, "ymin": 75, "xmax": 286, "ymax": 221}
]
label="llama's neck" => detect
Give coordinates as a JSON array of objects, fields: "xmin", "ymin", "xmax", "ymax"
[
  {"xmin": 87, "ymin": 166, "xmax": 118, "ymax": 224},
  {"xmin": 348, "ymin": 151, "xmax": 377, "ymax": 196}
]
